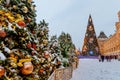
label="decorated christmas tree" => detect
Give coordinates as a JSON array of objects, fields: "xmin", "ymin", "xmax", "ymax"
[
  {"xmin": 36, "ymin": 20, "xmax": 61, "ymax": 80},
  {"xmin": 0, "ymin": 0, "xmax": 63, "ymax": 80},
  {"xmin": 82, "ymin": 15, "xmax": 100, "ymax": 56},
  {"xmin": 49, "ymin": 35, "xmax": 63, "ymax": 68},
  {"xmin": 58, "ymin": 32, "xmax": 76, "ymax": 67},
  {"xmin": 0, "ymin": 0, "xmax": 41, "ymax": 79},
  {"xmin": 0, "ymin": 0, "xmax": 76, "ymax": 79}
]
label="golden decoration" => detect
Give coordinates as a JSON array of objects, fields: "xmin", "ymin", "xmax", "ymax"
[
  {"xmin": 17, "ymin": 58, "xmax": 32, "ymax": 67},
  {"xmin": 0, "ymin": 10, "xmax": 24, "ymax": 27},
  {"xmin": 13, "ymin": 5, "xmax": 17, "ymax": 9},
  {"xmin": 22, "ymin": 6, "xmax": 28, "ymax": 13},
  {"xmin": 9, "ymin": 53, "xmax": 18, "ymax": 63},
  {"xmin": 0, "ymin": 0, "xmax": 2, "ymax": 3},
  {"xmin": 28, "ymin": 0, "xmax": 32, "ymax": 3},
  {"xmin": 11, "ymin": 25, "xmax": 16, "ymax": 30}
]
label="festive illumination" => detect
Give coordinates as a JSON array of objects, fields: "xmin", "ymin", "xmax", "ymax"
[
  {"xmin": 82, "ymin": 15, "xmax": 100, "ymax": 56},
  {"xmin": 0, "ymin": 0, "xmax": 76, "ymax": 79}
]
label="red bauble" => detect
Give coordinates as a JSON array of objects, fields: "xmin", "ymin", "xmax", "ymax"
[
  {"xmin": 27, "ymin": 42, "xmax": 31, "ymax": 48},
  {"xmin": 0, "ymin": 66, "xmax": 5, "ymax": 77},
  {"xmin": 17, "ymin": 21, "xmax": 26, "ymax": 27},
  {"xmin": 32, "ymin": 43, "xmax": 36, "ymax": 50},
  {"xmin": 31, "ymin": 51, "xmax": 35, "ymax": 56},
  {"xmin": 44, "ymin": 52, "xmax": 50, "ymax": 58},
  {"xmin": 39, "ymin": 69, "xmax": 44, "ymax": 73},
  {"xmin": 0, "ymin": 30, "xmax": 6, "ymax": 38},
  {"xmin": 32, "ymin": 30, "xmax": 35, "ymax": 34}
]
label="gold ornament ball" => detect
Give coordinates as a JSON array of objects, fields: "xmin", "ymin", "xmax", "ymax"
[
  {"xmin": 22, "ymin": 6, "xmax": 28, "ymax": 13},
  {"xmin": 43, "ymin": 40, "xmax": 48, "ymax": 44},
  {"xmin": 13, "ymin": 5, "xmax": 17, "ymax": 9},
  {"xmin": 28, "ymin": 0, "xmax": 32, "ymax": 3},
  {"xmin": 47, "ymin": 57, "xmax": 51, "ymax": 62},
  {"xmin": 21, "ymin": 62, "xmax": 33, "ymax": 75}
]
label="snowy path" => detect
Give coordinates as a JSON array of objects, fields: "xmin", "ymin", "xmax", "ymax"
[{"xmin": 71, "ymin": 59, "xmax": 120, "ymax": 80}]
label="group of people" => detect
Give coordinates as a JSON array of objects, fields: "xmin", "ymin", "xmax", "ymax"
[{"xmin": 98, "ymin": 54, "xmax": 120, "ymax": 62}]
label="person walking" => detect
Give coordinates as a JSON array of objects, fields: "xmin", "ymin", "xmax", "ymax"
[
  {"xmin": 101, "ymin": 55, "xmax": 104, "ymax": 62},
  {"xmin": 98, "ymin": 55, "xmax": 102, "ymax": 62}
]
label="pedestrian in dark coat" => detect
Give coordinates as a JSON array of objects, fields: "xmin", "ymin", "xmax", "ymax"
[{"xmin": 101, "ymin": 55, "xmax": 104, "ymax": 62}]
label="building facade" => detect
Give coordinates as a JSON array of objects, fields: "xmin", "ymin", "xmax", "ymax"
[{"xmin": 98, "ymin": 11, "xmax": 120, "ymax": 56}]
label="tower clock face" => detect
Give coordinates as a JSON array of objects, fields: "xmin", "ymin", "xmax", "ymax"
[{"xmin": 88, "ymin": 26, "xmax": 93, "ymax": 31}]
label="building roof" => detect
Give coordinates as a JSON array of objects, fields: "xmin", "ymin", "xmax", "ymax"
[{"xmin": 98, "ymin": 31, "xmax": 108, "ymax": 38}]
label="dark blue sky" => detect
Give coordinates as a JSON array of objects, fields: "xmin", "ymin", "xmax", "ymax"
[{"xmin": 34, "ymin": 0, "xmax": 120, "ymax": 49}]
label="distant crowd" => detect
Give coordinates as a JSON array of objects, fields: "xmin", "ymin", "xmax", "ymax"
[{"xmin": 98, "ymin": 54, "xmax": 120, "ymax": 62}]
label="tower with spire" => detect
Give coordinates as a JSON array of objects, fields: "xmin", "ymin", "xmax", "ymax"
[
  {"xmin": 82, "ymin": 15, "xmax": 100, "ymax": 56},
  {"xmin": 115, "ymin": 11, "xmax": 120, "ymax": 31}
]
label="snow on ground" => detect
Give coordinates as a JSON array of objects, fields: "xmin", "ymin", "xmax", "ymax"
[{"xmin": 71, "ymin": 59, "xmax": 120, "ymax": 80}]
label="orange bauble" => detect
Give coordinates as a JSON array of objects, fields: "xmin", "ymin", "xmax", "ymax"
[
  {"xmin": 45, "ymin": 54, "xmax": 49, "ymax": 58},
  {"xmin": 57, "ymin": 61, "xmax": 61, "ymax": 65},
  {"xmin": 39, "ymin": 69, "xmax": 44, "ymax": 73},
  {"xmin": 17, "ymin": 21, "xmax": 26, "ymax": 27},
  {"xmin": 44, "ymin": 53, "xmax": 49, "ymax": 58},
  {"xmin": 32, "ymin": 43, "xmax": 36, "ymax": 50},
  {"xmin": 27, "ymin": 42, "xmax": 31, "ymax": 48},
  {"xmin": 21, "ymin": 62, "xmax": 33, "ymax": 75},
  {"xmin": 27, "ymin": 18, "xmax": 31, "ymax": 22},
  {"xmin": 0, "ymin": 66, "xmax": 5, "ymax": 77},
  {"xmin": 0, "ymin": 30, "xmax": 6, "ymax": 38}
]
